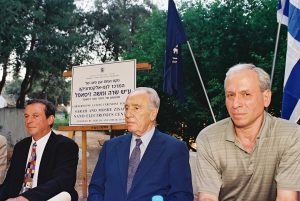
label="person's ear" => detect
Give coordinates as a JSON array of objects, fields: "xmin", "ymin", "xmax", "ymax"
[
  {"xmin": 150, "ymin": 108, "xmax": 158, "ymax": 121},
  {"xmin": 263, "ymin": 89, "xmax": 272, "ymax": 107},
  {"xmin": 47, "ymin": 115, "xmax": 55, "ymax": 126}
]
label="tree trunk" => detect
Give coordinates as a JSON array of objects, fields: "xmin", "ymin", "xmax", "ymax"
[
  {"xmin": 39, "ymin": 74, "xmax": 52, "ymax": 98},
  {"xmin": 16, "ymin": 27, "xmax": 37, "ymax": 108},
  {"xmin": 0, "ymin": 54, "xmax": 9, "ymax": 94},
  {"xmin": 16, "ymin": 68, "xmax": 35, "ymax": 108},
  {"xmin": 181, "ymin": 123, "xmax": 196, "ymax": 152}
]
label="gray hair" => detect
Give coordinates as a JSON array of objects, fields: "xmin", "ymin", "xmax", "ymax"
[
  {"xmin": 132, "ymin": 87, "xmax": 160, "ymax": 109},
  {"xmin": 224, "ymin": 63, "xmax": 271, "ymax": 92}
]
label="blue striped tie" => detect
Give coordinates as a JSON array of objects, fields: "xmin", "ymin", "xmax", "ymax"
[{"xmin": 127, "ymin": 138, "xmax": 142, "ymax": 193}]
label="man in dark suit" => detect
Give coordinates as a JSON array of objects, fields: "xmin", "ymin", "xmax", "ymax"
[
  {"xmin": 0, "ymin": 99, "xmax": 79, "ymax": 201},
  {"xmin": 88, "ymin": 87, "xmax": 193, "ymax": 201}
]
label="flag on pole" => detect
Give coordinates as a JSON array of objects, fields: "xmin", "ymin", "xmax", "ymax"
[
  {"xmin": 278, "ymin": 0, "xmax": 300, "ymax": 122},
  {"xmin": 163, "ymin": 0, "xmax": 187, "ymax": 99},
  {"xmin": 277, "ymin": 0, "xmax": 289, "ymax": 25}
]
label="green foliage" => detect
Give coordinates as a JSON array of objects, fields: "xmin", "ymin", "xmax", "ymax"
[
  {"xmin": 0, "ymin": 0, "xmax": 91, "ymax": 108},
  {"xmin": 5, "ymin": 74, "xmax": 71, "ymax": 105},
  {"xmin": 52, "ymin": 112, "xmax": 69, "ymax": 129},
  {"xmin": 90, "ymin": 0, "xmax": 155, "ymax": 61},
  {"xmin": 123, "ymin": 0, "xmax": 286, "ymax": 144},
  {"xmin": 5, "ymin": 79, "xmax": 22, "ymax": 95},
  {"xmin": 28, "ymin": 73, "xmax": 71, "ymax": 105}
]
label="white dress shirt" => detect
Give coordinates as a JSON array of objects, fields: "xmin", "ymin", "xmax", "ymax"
[{"xmin": 25, "ymin": 131, "xmax": 51, "ymax": 188}]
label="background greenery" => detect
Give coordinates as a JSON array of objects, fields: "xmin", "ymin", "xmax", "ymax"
[{"xmin": 0, "ymin": 0, "xmax": 290, "ymax": 148}]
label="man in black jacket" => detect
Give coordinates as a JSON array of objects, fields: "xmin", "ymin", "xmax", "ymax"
[{"xmin": 0, "ymin": 99, "xmax": 78, "ymax": 201}]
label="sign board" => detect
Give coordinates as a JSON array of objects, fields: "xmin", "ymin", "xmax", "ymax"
[{"xmin": 70, "ymin": 60, "xmax": 136, "ymax": 125}]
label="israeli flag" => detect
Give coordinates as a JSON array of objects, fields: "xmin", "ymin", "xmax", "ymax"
[{"xmin": 278, "ymin": 0, "xmax": 300, "ymax": 122}]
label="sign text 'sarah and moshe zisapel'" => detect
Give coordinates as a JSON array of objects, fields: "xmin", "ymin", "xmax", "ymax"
[{"xmin": 70, "ymin": 60, "xmax": 136, "ymax": 125}]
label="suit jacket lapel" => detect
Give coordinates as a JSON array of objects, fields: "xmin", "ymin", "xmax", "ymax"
[
  {"xmin": 129, "ymin": 129, "xmax": 165, "ymax": 193},
  {"xmin": 116, "ymin": 134, "xmax": 131, "ymax": 195},
  {"xmin": 38, "ymin": 132, "xmax": 55, "ymax": 184},
  {"xmin": 16, "ymin": 138, "xmax": 32, "ymax": 190},
  {"xmin": 21, "ymin": 138, "xmax": 32, "ymax": 166}
]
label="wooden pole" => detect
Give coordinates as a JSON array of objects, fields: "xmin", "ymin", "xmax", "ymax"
[
  {"xmin": 67, "ymin": 131, "xmax": 75, "ymax": 139},
  {"xmin": 63, "ymin": 62, "xmax": 151, "ymax": 77},
  {"xmin": 82, "ymin": 131, "xmax": 87, "ymax": 198}
]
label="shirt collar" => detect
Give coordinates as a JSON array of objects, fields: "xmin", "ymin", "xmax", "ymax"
[
  {"xmin": 31, "ymin": 130, "xmax": 52, "ymax": 147},
  {"xmin": 131, "ymin": 127, "xmax": 155, "ymax": 147},
  {"xmin": 225, "ymin": 111, "xmax": 269, "ymax": 142}
]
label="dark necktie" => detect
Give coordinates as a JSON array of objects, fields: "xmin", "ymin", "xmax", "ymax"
[
  {"xmin": 21, "ymin": 142, "xmax": 37, "ymax": 193},
  {"xmin": 127, "ymin": 138, "xmax": 142, "ymax": 193}
]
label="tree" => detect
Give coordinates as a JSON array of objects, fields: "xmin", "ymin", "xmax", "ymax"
[
  {"xmin": 5, "ymin": 75, "xmax": 71, "ymax": 106},
  {"xmin": 27, "ymin": 72, "xmax": 71, "ymax": 105},
  {"xmin": 5, "ymin": 78, "xmax": 22, "ymax": 98},
  {"xmin": 89, "ymin": 0, "xmax": 155, "ymax": 62},
  {"xmin": 0, "ymin": 0, "xmax": 29, "ymax": 94},
  {"xmin": 13, "ymin": 0, "xmax": 89, "ymax": 108}
]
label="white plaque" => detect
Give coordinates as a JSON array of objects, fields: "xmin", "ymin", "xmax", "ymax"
[{"xmin": 70, "ymin": 60, "xmax": 136, "ymax": 125}]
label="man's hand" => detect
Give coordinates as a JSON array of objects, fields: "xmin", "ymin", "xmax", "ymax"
[
  {"xmin": 6, "ymin": 196, "xmax": 29, "ymax": 201},
  {"xmin": 276, "ymin": 189, "xmax": 298, "ymax": 201},
  {"xmin": 198, "ymin": 192, "xmax": 219, "ymax": 201}
]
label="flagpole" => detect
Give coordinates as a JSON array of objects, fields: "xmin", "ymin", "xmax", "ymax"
[
  {"xmin": 186, "ymin": 41, "xmax": 216, "ymax": 123},
  {"xmin": 270, "ymin": 23, "xmax": 282, "ymax": 88},
  {"xmin": 272, "ymin": 0, "xmax": 287, "ymax": 88}
]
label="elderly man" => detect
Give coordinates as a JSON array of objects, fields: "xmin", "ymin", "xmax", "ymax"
[
  {"xmin": 196, "ymin": 64, "xmax": 300, "ymax": 201},
  {"xmin": 88, "ymin": 87, "xmax": 193, "ymax": 201}
]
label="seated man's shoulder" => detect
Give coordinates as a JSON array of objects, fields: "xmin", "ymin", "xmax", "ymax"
[
  {"xmin": 15, "ymin": 137, "xmax": 31, "ymax": 147},
  {"xmin": 0, "ymin": 135, "xmax": 6, "ymax": 143},
  {"xmin": 271, "ymin": 115, "xmax": 300, "ymax": 137},
  {"xmin": 53, "ymin": 133, "xmax": 78, "ymax": 148},
  {"xmin": 104, "ymin": 133, "xmax": 130, "ymax": 145},
  {"xmin": 0, "ymin": 135, "xmax": 7, "ymax": 147},
  {"xmin": 273, "ymin": 115, "xmax": 299, "ymax": 128},
  {"xmin": 156, "ymin": 130, "xmax": 187, "ymax": 148},
  {"xmin": 197, "ymin": 117, "xmax": 231, "ymax": 140}
]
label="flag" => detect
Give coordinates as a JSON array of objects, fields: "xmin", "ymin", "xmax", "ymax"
[
  {"xmin": 278, "ymin": 0, "xmax": 300, "ymax": 122},
  {"xmin": 277, "ymin": 0, "xmax": 289, "ymax": 25},
  {"xmin": 163, "ymin": 0, "xmax": 187, "ymax": 99}
]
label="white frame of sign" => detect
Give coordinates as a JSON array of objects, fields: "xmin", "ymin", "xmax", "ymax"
[{"xmin": 70, "ymin": 60, "xmax": 136, "ymax": 125}]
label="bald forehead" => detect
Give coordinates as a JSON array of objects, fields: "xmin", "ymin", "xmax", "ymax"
[
  {"xmin": 126, "ymin": 90, "xmax": 153, "ymax": 108},
  {"xmin": 225, "ymin": 69, "xmax": 261, "ymax": 91},
  {"xmin": 229, "ymin": 69, "xmax": 257, "ymax": 77},
  {"xmin": 130, "ymin": 90, "xmax": 148, "ymax": 96},
  {"xmin": 226, "ymin": 69, "xmax": 259, "ymax": 83},
  {"xmin": 127, "ymin": 90, "xmax": 149, "ymax": 100}
]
